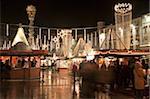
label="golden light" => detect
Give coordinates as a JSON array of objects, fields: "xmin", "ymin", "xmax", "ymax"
[
  {"xmin": 11, "ymin": 27, "xmax": 29, "ymax": 46},
  {"xmin": 98, "ymin": 58, "xmax": 104, "ymax": 64},
  {"xmin": 144, "ymin": 15, "xmax": 150, "ymax": 22},
  {"xmin": 114, "ymin": 3, "xmax": 132, "ymax": 13}
]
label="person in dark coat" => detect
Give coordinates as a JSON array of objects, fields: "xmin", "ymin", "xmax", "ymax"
[
  {"xmin": 4, "ymin": 60, "xmax": 11, "ymax": 71},
  {"xmin": 79, "ymin": 60, "xmax": 99, "ymax": 99},
  {"xmin": 0, "ymin": 59, "xmax": 4, "ymax": 72}
]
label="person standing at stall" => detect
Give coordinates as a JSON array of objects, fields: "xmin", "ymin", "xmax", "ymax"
[{"xmin": 134, "ymin": 58, "xmax": 146, "ymax": 99}]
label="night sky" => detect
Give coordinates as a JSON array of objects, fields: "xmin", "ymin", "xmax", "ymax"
[{"xmin": 1, "ymin": 0, "xmax": 149, "ymax": 28}]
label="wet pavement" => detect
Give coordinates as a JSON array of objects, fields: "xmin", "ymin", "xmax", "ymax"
[{"xmin": 0, "ymin": 70, "xmax": 136, "ymax": 99}]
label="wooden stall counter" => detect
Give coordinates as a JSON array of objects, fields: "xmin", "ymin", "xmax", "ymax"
[{"xmin": 0, "ymin": 68, "xmax": 41, "ymax": 80}]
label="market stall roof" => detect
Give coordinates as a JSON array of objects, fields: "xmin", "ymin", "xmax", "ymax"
[{"xmin": 10, "ymin": 42, "xmax": 31, "ymax": 50}]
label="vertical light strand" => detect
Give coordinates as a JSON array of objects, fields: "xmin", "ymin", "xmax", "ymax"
[
  {"xmin": 103, "ymin": 29, "xmax": 106, "ymax": 49},
  {"xmin": 87, "ymin": 33, "xmax": 89, "ymax": 43},
  {"xmin": 8, "ymin": 41, "xmax": 11, "ymax": 49},
  {"xmin": 47, "ymin": 40, "xmax": 50, "ymax": 51},
  {"xmin": 84, "ymin": 29, "xmax": 86, "ymax": 42},
  {"xmin": 44, "ymin": 35, "xmax": 46, "ymax": 45},
  {"xmin": 75, "ymin": 29, "xmax": 77, "ymax": 40},
  {"xmin": 121, "ymin": 14, "xmax": 124, "ymax": 49},
  {"xmin": 148, "ymin": 25, "xmax": 150, "ymax": 44},
  {"xmin": 132, "ymin": 26, "xmax": 136, "ymax": 50},
  {"xmin": 91, "ymin": 33, "xmax": 93, "ymax": 46},
  {"xmin": 57, "ymin": 29, "xmax": 59, "ymax": 36},
  {"xmin": 3, "ymin": 40, "xmax": 7, "ymax": 49},
  {"xmin": 36, "ymin": 35, "xmax": 39, "ymax": 50},
  {"xmin": 94, "ymin": 31, "xmax": 97, "ymax": 46},
  {"xmin": 111, "ymin": 29, "xmax": 114, "ymax": 49},
  {"xmin": 99, "ymin": 30, "xmax": 101, "ymax": 48},
  {"xmin": 48, "ymin": 28, "xmax": 50, "ymax": 40},
  {"xmin": 39, "ymin": 28, "xmax": 41, "ymax": 39},
  {"xmin": 40, "ymin": 38, "xmax": 42, "ymax": 49},
  {"xmin": 50, "ymin": 36, "xmax": 53, "ymax": 51},
  {"xmin": 106, "ymin": 30, "xmax": 110, "ymax": 49},
  {"xmin": 6, "ymin": 24, "xmax": 9, "ymax": 36}
]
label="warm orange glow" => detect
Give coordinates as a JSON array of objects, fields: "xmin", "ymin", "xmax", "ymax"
[{"xmin": 98, "ymin": 58, "xmax": 104, "ymax": 64}]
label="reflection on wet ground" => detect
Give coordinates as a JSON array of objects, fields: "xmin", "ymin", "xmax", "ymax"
[{"xmin": 0, "ymin": 70, "xmax": 134, "ymax": 99}]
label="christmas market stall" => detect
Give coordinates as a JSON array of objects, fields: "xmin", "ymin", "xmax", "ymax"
[{"xmin": 0, "ymin": 27, "xmax": 48, "ymax": 80}]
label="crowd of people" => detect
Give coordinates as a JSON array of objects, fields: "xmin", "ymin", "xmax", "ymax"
[
  {"xmin": 71, "ymin": 57, "xmax": 149, "ymax": 99},
  {"xmin": 0, "ymin": 57, "xmax": 37, "ymax": 72},
  {"xmin": 15, "ymin": 57, "xmax": 37, "ymax": 68}
]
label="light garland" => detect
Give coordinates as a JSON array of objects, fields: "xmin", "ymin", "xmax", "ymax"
[
  {"xmin": 114, "ymin": 3, "xmax": 132, "ymax": 14},
  {"xmin": 57, "ymin": 30, "xmax": 65, "ymax": 38},
  {"xmin": 52, "ymin": 36, "xmax": 59, "ymax": 43}
]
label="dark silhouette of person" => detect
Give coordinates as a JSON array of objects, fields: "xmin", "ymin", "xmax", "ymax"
[
  {"xmin": 22, "ymin": 58, "xmax": 26, "ymax": 68},
  {"xmin": 4, "ymin": 60, "xmax": 11, "ymax": 71},
  {"xmin": 0, "ymin": 59, "xmax": 4, "ymax": 72},
  {"xmin": 128, "ymin": 57, "xmax": 136, "ymax": 89},
  {"xmin": 79, "ymin": 60, "xmax": 99, "ymax": 99},
  {"xmin": 16, "ymin": 59, "xmax": 22, "ymax": 68},
  {"xmin": 31, "ymin": 58, "xmax": 37, "ymax": 67}
]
